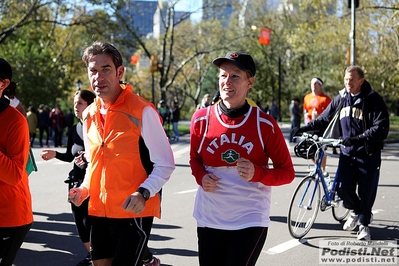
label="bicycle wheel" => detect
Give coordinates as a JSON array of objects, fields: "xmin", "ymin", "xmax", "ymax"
[
  {"xmin": 288, "ymin": 175, "xmax": 320, "ymax": 239},
  {"xmin": 332, "ymin": 191, "xmax": 350, "ymax": 221}
]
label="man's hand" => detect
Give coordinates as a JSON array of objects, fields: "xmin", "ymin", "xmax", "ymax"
[
  {"xmin": 122, "ymin": 193, "xmax": 146, "ymax": 214},
  {"xmin": 342, "ymin": 136, "xmax": 361, "ymax": 146},
  {"xmin": 291, "ymin": 126, "xmax": 310, "ymax": 137},
  {"xmin": 68, "ymin": 187, "xmax": 89, "ymax": 207}
]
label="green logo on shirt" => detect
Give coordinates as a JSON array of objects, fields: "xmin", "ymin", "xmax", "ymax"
[{"xmin": 222, "ymin": 149, "xmax": 239, "ymax": 164}]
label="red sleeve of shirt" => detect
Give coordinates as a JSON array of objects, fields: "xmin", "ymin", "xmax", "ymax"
[
  {"xmin": 250, "ymin": 114, "xmax": 295, "ymax": 186},
  {"xmin": 189, "ymin": 108, "xmax": 209, "ymax": 186}
]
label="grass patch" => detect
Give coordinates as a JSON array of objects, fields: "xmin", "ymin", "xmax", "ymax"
[
  {"xmin": 389, "ymin": 116, "xmax": 399, "ymax": 131},
  {"xmin": 178, "ymin": 124, "xmax": 190, "ymax": 136}
]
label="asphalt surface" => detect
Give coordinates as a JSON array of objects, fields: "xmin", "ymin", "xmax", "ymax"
[{"xmin": 12, "ymin": 122, "xmax": 399, "ymax": 266}]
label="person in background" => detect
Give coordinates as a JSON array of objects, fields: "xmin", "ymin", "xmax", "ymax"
[
  {"xmin": 171, "ymin": 100, "xmax": 180, "ymax": 141},
  {"xmin": 303, "ymin": 77, "xmax": 332, "ymax": 173},
  {"xmin": 190, "ymin": 51, "xmax": 295, "ymax": 266},
  {"xmin": 26, "ymin": 105, "xmax": 38, "ymax": 146},
  {"xmin": 2, "ymin": 79, "xmax": 26, "ymax": 117},
  {"xmin": 211, "ymin": 91, "xmax": 220, "ymax": 105},
  {"xmin": 0, "ymin": 57, "xmax": 33, "ymax": 266},
  {"xmin": 68, "ymin": 41, "xmax": 175, "ymax": 266},
  {"xmin": 289, "ymin": 98, "xmax": 301, "ymax": 143},
  {"xmin": 157, "ymin": 99, "xmax": 170, "ymax": 126},
  {"xmin": 37, "ymin": 104, "xmax": 50, "ymax": 147},
  {"xmin": 293, "ymin": 65, "xmax": 389, "ymax": 241},
  {"xmin": 269, "ymin": 99, "xmax": 279, "ymax": 121},
  {"xmin": 256, "ymin": 100, "xmax": 266, "ymax": 113},
  {"xmin": 303, "ymin": 77, "xmax": 331, "ymax": 125},
  {"xmin": 41, "ymin": 90, "xmax": 96, "ymax": 266},
  {"xmin": 197, "ymin": 93, "xmax": 211, "ymax": 110},
  {"xmin": 49, "ymin": 105, "xmax": 65, "ymax": 147}
]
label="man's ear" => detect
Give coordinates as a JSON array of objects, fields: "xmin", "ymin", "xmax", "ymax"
[{"xmin": 117, "ymin": 65, "xmax": 125, "ymax": 80}]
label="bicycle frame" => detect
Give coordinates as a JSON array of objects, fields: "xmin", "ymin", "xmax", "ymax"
[
  {"xmin": 288, "ymin": 135, "xmax": 349, "ymax": 238},
  {"xmin": 298, "ymin": 141, "xmax": 339, "ymax": 210}
]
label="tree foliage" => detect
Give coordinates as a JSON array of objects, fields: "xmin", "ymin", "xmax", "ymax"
[{"xmin": 1, "ymin": 0, "xmax": 399, "ymax": 118}]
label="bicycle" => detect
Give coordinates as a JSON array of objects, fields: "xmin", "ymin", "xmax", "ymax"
[{"xmin": 287, "ymin": 133, "xmax": 350, "ymax": 239}]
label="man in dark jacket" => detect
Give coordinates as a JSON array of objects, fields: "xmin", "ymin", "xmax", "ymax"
[{"xmin": 293, "ymin": 65, "xmax": 389, "ymax": 241}]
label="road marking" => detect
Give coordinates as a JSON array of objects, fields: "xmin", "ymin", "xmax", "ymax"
[
  {"xmin": 372, "ymin": 209, "xmax": 383, "ymax": 214},
  {"xmin": 265, "ymin": 238, "xmax": 308, "ymax": 254},
  {"xmin": 176, "ymin": 188, "xmax": 197, "ymax": 194}
]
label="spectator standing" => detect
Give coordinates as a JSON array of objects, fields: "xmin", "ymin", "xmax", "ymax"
[
  {"xmin": 26, "ymin": 105, "xmax": 38, "ymax": 146},
  {"xmin": 171, "ymin": 100, "xmax": 180, "ymax": 141},
  {"xmin": 197, "ymin": 93, "xmax": 211, "ymax": 110},
  {"xmin": 293, "ymin": 66, "xmax": 389, "ymax": 241},
  {"xmin": 157, "ymin": 99, "xmax": 170, "ymax": 126},
  {"xmin": 0, "ymin": 57, "xmax": 33, "ymax": 266},
  {"xmin": 41, "ymin": 90, "xmax": 96, "ymax": 266},
  {"xmin": 37, "ymin": 104, "xmax": 50, "ymax": 147},
  {"xmin": 269, "ymin": 99, "xmax": 279, "ymax": 121},
  {"xmin": 289, "ymin": 98, "xmax": 301, "ymax": 142},
  {"xmin": 68, "ymin": 41, "xmax": 175, "ymax": 266},
  {"xmin": 49, "ymin": 105, "xmax": 64, "ymax": 147},
  {"xmin": 190, "ymin": 51, "xmax": 294, "ymax": 266}
]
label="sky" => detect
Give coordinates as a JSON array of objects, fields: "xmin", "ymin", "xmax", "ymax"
[{"xmin": 164, "ymin": 0, "xmax": 203, "ymax": 21}]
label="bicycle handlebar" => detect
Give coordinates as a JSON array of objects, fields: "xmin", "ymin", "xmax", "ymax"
[{"xmin": 294, "ymin": 133, "xmax": 343, "ymax": 147}]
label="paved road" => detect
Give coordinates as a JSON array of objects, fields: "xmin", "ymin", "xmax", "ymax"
[{"xmin": 14, "ymin": 122, "xmax": 399, "ymax": 266}]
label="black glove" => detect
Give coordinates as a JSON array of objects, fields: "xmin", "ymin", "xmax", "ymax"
[
  {"xmin": 292, "ymin": 126, "xmax": 310, "ymax": 136},
  {"xmin": 342, "ymin": 136, "xmax": 361, "ymax": 146}
]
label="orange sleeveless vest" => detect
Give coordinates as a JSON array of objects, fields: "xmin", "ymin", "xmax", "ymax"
[{"xmin": 84, "ymin": 88, "xmax": 161, "ymax": 218}]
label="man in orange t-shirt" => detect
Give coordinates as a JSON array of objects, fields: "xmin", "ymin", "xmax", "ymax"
[
  {"xmin": 303, "ymin": 78, "xmax": 331, "ymax": 125},
  {"xmin": 303, "ymin": 77, "xmax": 332, "ymax": 174}
]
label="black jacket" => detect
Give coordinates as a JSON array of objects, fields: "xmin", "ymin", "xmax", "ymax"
[{"xmin": 307, "ymin": 80, "xmax": 389, "ymax": 155}]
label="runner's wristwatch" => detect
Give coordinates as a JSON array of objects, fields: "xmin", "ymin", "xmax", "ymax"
[{"xmin": 137, "ymin": 187, "xmax": 150, "ymax": 201}]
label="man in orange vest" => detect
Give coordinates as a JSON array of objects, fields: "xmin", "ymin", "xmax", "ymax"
[{"xmin": 69, "ymin": 42, "xmax": 175, "ymax": 266}]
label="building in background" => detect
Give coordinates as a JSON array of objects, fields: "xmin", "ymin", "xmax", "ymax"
[{"xmin": 202, "ymin": 0, "xmax": 234, "ymax": 26}]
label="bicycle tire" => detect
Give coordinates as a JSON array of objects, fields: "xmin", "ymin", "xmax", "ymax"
[
  {"xmin": 288, "ymin": 175, "xmax": 320, "ymax": 239},
  {"xmin": 331, "ymin": 191, "xmax": 350, "ymax": 221}
]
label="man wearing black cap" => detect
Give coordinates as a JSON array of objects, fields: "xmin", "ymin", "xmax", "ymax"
[
  {"xmin": 0, "ymin": 58, "xmax": 33, "ymax": 265},
  {"xmin": 189, "ymin": 51, "xmax": 295, "ymax": 266}
]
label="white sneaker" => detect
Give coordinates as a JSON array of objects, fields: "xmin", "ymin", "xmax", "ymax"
[
  {"xmin": 357, "ymin": 225, "xmax": 371, "ymax": 241},
  {"xmin": 343, "ymin": 211, "xmax": 358, "ymax": 231}
]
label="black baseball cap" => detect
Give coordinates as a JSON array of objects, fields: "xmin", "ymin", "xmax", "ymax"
[
  {"xmin": 212, "ymin": 51, "xmax": 256, "ymax": 77},
  {"xmin": 0, "ymin": 58, "xmax": 12, "ymax": 80}
]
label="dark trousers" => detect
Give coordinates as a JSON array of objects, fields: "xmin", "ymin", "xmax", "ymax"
[
  {"xmin": 337, "ymin": 150, "xmax": 381, "ymax": 226},
  {"xmin": 39, "ymin": 126, "xmax": 49, "ymax": 146},
  {"xmin": 52, "ymin": 127, "xmax": 63, "ymax": 147},
  {"xmin": 90, "ymin": 217, "xmax": 149, "ymax": 266},
  {"xmin": 141, "ymin": 217, "xmax": 154, "ymax": 263},
  {"xmin": 71, "ymin": 198, "xmax": 91, "ymax": 243},
  {"xmin": 0, "ymin": 223, "xmax": 32, "ymax": 266},
  {"xmin": 197, "ymin": 226, "xmax": 268, "ymax": 266},
  {"xmin": 290, "ymin": 119, "xmax": 300, "ymax": 142}
]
